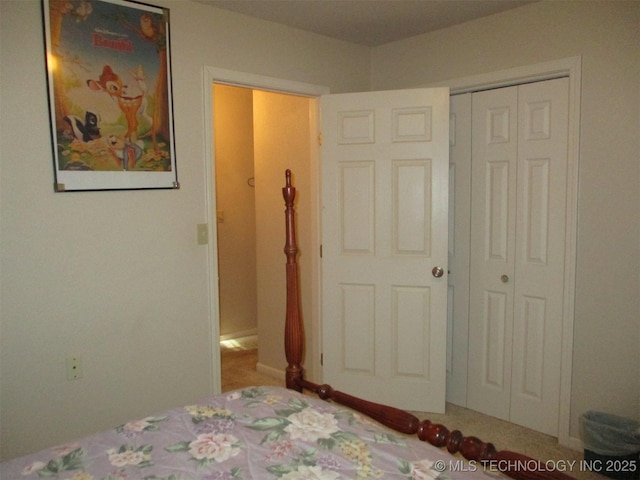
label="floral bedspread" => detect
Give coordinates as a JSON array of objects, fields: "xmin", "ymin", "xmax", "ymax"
[{"xmin": 1, "ymin": 386, "xmax": 496, "ymax": 480}]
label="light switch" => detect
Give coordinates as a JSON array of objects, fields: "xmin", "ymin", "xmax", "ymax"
[{"xmin": 197, "ymin": 223, "xmax": 209, "ymax": 245}]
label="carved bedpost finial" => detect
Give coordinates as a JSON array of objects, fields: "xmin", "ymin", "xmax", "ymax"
[
  {"xmin": 283, "ymin": 169, "xmax": 295, "ymax": 208},
  {"xmin": 282, "ymin": 169, "xmax": 297, "ymax": 265}
]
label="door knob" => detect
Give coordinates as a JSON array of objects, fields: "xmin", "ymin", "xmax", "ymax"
[
  {"xmin": 432, "ymin": 266, "xmax": 445, "ymax": 278},
  {"xmin": 501, "ymin": 274, "xmax": 509, "ymax": 283}
]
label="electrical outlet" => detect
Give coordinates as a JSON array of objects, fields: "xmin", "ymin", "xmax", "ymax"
[{"xmin": 66, "ymin": 356, "xmax": 83, "ymax": 380}]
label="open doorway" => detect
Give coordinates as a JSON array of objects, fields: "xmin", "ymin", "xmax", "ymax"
[
  {"xmin": 213, "ymin": 84, "xmax": 315, "ymax": 391},
  {"xmin": 214, "ymin": 84, "xmax": 259, "ymax": 391}
]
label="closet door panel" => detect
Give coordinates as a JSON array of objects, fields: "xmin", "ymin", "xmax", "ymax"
[
  {"xmin": 467, "ymin": 86, "xmax": 518, "ymax": 420},
  {"xmin": 511, "ymin": 77, "xmax": 569, "ymax": 436}
]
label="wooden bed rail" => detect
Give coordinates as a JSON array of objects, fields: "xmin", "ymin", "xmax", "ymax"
[{"xmin": 281, "ymin": 170, "xmax": 575, "ymax": 480}]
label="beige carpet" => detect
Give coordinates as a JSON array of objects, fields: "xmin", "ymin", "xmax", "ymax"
[
  {"xmin": 415, "ymin": 404, "xmax": 606, "ymax": 480},
  {"xmin": 221, "ymin": 338, "xmax": 606, "ymax": 480}
]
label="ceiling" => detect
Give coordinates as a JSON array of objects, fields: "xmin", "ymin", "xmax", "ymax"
[{"xmin": 194, "ymin": 0, "xmax": 537, "ymax": 47}]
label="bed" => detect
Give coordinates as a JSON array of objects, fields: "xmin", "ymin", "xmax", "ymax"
[{"xmin": 0, "ymin": 170, "xmax": 575, "ymax": 480}]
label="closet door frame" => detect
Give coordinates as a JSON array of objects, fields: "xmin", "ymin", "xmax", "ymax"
[{"xmin": 429, "ymin": 56, "xmax": 581, "ymax": 449}]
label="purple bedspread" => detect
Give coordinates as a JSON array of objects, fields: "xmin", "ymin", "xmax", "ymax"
[{"xmin": 1, "ymin": 386, "xmax": 495, "ymax": 479}]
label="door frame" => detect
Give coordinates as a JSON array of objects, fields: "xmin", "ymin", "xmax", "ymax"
[
  {"xmin": 429, "ymin": 56, "xmax": 581, "ymax": 449},
  {"xmin": 202, "ymin": 66, "xmax": 329, "ymax": 394}
]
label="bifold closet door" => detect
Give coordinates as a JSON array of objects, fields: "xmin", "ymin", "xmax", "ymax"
[
  {"xmin": 467, "ymin": 78, "xmax": 569, "ymax": 436},
  {"xmin": 467, "ymin": 86, "xmax": 518, "ymax": 421}
]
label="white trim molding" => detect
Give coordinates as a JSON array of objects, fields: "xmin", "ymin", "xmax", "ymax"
[{"xmin": 202, "ymin": 66, "xmax": 329, "ymax": 395}]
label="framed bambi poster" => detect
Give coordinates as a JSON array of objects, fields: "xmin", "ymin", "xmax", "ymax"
[{"xmin": 42, "ymin": 0, "xmax": 178, "ymax": 191}]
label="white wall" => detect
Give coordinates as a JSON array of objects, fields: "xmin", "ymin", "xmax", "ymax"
[
  {"xmin": 0, "ymin": 0, "xmax": 369, "ymax": 460},
  {"xmin": 371, "ymin": 0, "xmax": 640, "ymax": 440}
]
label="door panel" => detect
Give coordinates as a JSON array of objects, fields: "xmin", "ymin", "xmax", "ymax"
[
  {"xmin": 340, "ymin": 162, "xmax": 374, "ymax": 254},
  {"xmin": 322, "ymin": 88, "xmax": 449, "ymax": 412},
  {"xmin": 511, "ymin": 77, "xmax": 569, "ymax": 435},
  {"xmin": 467, "ymin": 86, "xmax": 518, "ymax": 420}
]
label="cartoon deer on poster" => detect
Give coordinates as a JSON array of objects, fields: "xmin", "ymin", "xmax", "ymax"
[
  {"xmin": 87, "ymin": 65, "xmax": 151, "ymax": 169},
  {"xmin": 87, "ymin": 65, "xmax": 143, "ymax": 142}
]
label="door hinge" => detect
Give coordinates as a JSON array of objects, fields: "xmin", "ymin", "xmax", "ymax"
[
  {"xmin": 318, "ymin": 132, "xmax": 323, "ymax": 145},
  {"xmin": 320, "ymin": 244, "xmax": 323, "ymax": 258},
  {"xmin": 320, "ymin": 353, "xmax": 323, "ymax": 366}
]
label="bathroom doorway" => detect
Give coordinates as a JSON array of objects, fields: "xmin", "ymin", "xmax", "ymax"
[{"xmin": 213, "ymin": 84, "xmax": 315, "ymax": 389}]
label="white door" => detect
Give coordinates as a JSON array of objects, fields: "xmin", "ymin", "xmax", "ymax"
[
  {"xmin": 321, "ymin": 88, "xmax": 450, "ymax": 412},
  {"xmin": 466, "ymin": 78, "xmax": 569, "ymax": 436}
]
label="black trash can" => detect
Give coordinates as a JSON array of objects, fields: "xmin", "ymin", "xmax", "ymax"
[{"xmin": 580, "ymin": 411, "xmax": 640, "ymax": 480}]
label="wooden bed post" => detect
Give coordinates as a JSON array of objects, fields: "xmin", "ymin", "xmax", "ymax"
[{"xmin": 282, "ymin": 169, "xmax": 304, "ymax": 392}]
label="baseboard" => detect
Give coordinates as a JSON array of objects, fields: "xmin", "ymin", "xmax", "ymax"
[
  {"xmin": 565, "ymin": 435, "xmax": 584, "ymax": 452},
  {"xmin": 220, "ymin": 329, "xmax": 257, "ymax": 341},
  {"xmin": 256, "ymin": 362, "xmax": 285, "ymax": 380}
]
